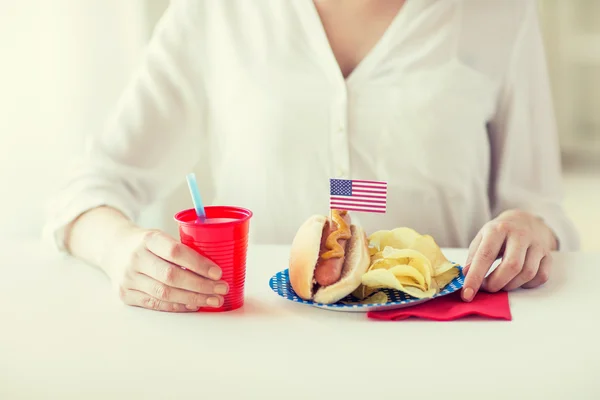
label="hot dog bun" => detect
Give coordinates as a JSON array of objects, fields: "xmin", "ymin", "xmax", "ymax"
[{"xmin": 288, "ymin": 213, "xmax": 371, "ymax": 304}]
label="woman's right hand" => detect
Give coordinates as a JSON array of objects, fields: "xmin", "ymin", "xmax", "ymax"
[{"xmin": 104, "ymin": 226, "xmax": 229, "ymax": 312}]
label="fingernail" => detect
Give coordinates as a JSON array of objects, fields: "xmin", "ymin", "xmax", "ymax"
[
  {"xmin": 186, "ymin": 304, "xmax": 199, "ymax": 311},
  {"xmin": 207, "ymin": 297, "xmax": 221, "ymax": 307},
  {"xmin": 463, "ymin": 287, "xmax": 474, "ymax": 302},
  {"xmin": 208, "ymin": 267, "xmax": 222, "ymax": 280},
  {"xmin": 214, "ymin": 283, "xmax": 229, "ymax": 295}
]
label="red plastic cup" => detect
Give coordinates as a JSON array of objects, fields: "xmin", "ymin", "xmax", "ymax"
[{"xmin": 174, "ymin": 206, "xmax": 252, "ymax": 312}]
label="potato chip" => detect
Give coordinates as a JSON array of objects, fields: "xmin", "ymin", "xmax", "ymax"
[
  {"xmin": 351, "ymin": 284, "xmax": 377, "ymax": 300},
  {"xmin": 361, "ymin": 269, "xmax": 436, "ymax": 299},
  {"xmin": 389, "ymin": 265, "xmax": 426, "ymax": 289},
  {"xmin": 368, "ymin": 227, "xmax": 421, "ymax": 251},
  {"xmin": 363, "ymin": 226, "xmax": 460, "ymax": 299},
  {"xmin": 380, "ymin": 247, "xmax": 433, "ymax": 287},
  {"xmin": 368, "ymin": 259, "xmax": 427, "ymax": 289},
  {"xmin": 361, "ymin": 269, "xmax": 403, "ymax": 290},
  {"xmin": 370, "ymin": 250, "xmax": 385, "ymax": 263},
  {"xmin": 367, "ymin": 230, "xmax": 398, "ymax": 252},
  {"xmin": 369, "ymin": 258, "xmax": 401, "ymax": 271},
  {"xmin": 432, "ymin": 267, "xmax": 460, "ymax": 290},
  {"xmin": 390, "ymin": 227, "xmax": 420, "ymax": 248},
  {"xmin": 341, "ymin": 290, "xmax": 389, "ymax": 305},
  {"xmin": 368, "ymin": 245, "xmax": 379, "ymax": 257},
  {"xmin": 434, "ymin": 262, "xmax": 457, "ymax": 276},
  {"xmin": 364, "ymin": 292, "xmax": 389, "ymax": 304},
  {"xmin": 400, "ymin": 286, "xmax": 437, "ymax": 299},
  {"xmin": 409, "ymin": 235, "xmax": 458, "ymax": 276}
]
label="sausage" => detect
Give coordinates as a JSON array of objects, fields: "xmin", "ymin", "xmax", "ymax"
[{"xmin": 313, "ymin": 210, "xmax": 352, "ymax": 287}]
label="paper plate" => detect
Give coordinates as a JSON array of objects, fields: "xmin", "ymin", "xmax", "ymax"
[{"xmin": 268, "ymin": 267, "xmax": 465, "ymax": 312}]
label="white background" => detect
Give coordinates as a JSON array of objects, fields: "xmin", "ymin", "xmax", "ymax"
[{"xmin": 0, "ymin": 0, "xmax": 160, "ymax": 240}]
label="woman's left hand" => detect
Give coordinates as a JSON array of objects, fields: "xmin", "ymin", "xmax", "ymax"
[{"xmin": 461, "ymin": 209, "xmax": 558, "ymax": 302}]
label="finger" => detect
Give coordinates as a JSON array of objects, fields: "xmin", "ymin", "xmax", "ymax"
[
  {"xmin": 133, "ymin": 272, "xmax": 224, "ymax": 309},
  {"xmin": 136, "ymin": 249, "xmax": 229, "ymax": 296},
  {"xmin": 144, "ymin": 231, "xmax": 222, "ymax": 280},
  {"xmin": 123, "ymin": 289, "xmax": 196, "ymax": 313},
  {"xmin": 463, "ymin": 232, "xmax": 482, "ymax": 275},
  {"xmin": 483, "ymin": 233, "xmax": 530, "ymax": 292},
  {"xmin": 462, "ymin": 228, "xmax": 506, "ymax": 301},
  {"xmin": 522, "ymin": 254, "xmax": 552, "ymax": 289},
  {"xmin": 502, "ymin": 245, "xmax": 544, "ymax": 291}
]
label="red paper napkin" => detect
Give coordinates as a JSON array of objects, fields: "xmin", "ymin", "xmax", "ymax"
[{"xmin": 367, "ymin": 291, "xmax": 512, "ymax": 321}]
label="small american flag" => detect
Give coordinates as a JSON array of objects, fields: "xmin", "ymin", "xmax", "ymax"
[{"xmin": 329, "ymin": 178, "xmax": 387, "ymax": 213}]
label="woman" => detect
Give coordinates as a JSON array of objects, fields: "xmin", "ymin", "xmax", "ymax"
[{"xmin": 45, "ymin": 0, "xmax": 579, "ymax": 312}]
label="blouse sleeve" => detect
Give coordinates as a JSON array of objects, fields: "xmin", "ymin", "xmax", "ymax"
[
  {"xmin": 43, "ymin": 1, "xmax": 207, "ymax": 252},
  {"xmin": 487, "ymin": 2, "xmax": 580, "ymax": 251}
]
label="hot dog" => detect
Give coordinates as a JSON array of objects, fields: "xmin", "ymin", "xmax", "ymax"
[
  {"xmin": 288, "ymin": 210, "xmax": 371, "ymax": 304},
  {"xmin": 313, "ymin": 210, "xmax": 351, "ymax": 286}
]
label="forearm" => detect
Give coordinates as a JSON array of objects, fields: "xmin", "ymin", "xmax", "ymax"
[{"xmin": 64, "ymin": 206, "xmax": 142, "ymax": 274}]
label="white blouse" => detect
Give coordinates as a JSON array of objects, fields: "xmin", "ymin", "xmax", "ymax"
[{"xmin": 44, "ymin": 0, "xmax": 580, "ymax": 251}]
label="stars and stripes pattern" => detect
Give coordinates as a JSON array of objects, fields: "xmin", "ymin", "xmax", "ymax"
[{"xmin": 329, "ymin": 178, "xmax": 387, "ymax": 213}]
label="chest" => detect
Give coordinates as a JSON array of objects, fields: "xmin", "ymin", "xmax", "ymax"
[
  {"xmin": 312, "ymin": 0, "xmax": 406, "ymax": 78},
  {"xmin": 204, "ymin": 0, "xmax": 498, "ymax": 165}
]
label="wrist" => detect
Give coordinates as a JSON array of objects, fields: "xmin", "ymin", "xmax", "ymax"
[
  {"xmin": 534, "ymin": 215, "xmax": 559, "ymax": 251},
  {"xmin": 100, "ymin": 221, "xmax": 144, "ymax": 279},
  {"xmin": 548, "ymin": 230, "xmax": 559, "ymax": 251}
]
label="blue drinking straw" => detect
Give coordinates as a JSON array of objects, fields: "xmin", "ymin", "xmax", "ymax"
[{"xmin": 186, "ymin": 172, "xmax": 206, "ymax": 221}]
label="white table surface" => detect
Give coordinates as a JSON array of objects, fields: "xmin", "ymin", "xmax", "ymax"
[{"xmin": 0, "ymin": 239, "xmax": 599, "ymax": 400}]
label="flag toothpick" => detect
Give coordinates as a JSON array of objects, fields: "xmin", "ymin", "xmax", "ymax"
[{"xmin": 329, "ymin": 178, "xmax": 387, "ymax": 214}]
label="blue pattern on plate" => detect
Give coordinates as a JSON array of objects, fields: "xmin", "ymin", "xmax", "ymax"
[{"xmin": 269, "ymin": 267, "xmax": 465, "ymax": 310}]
